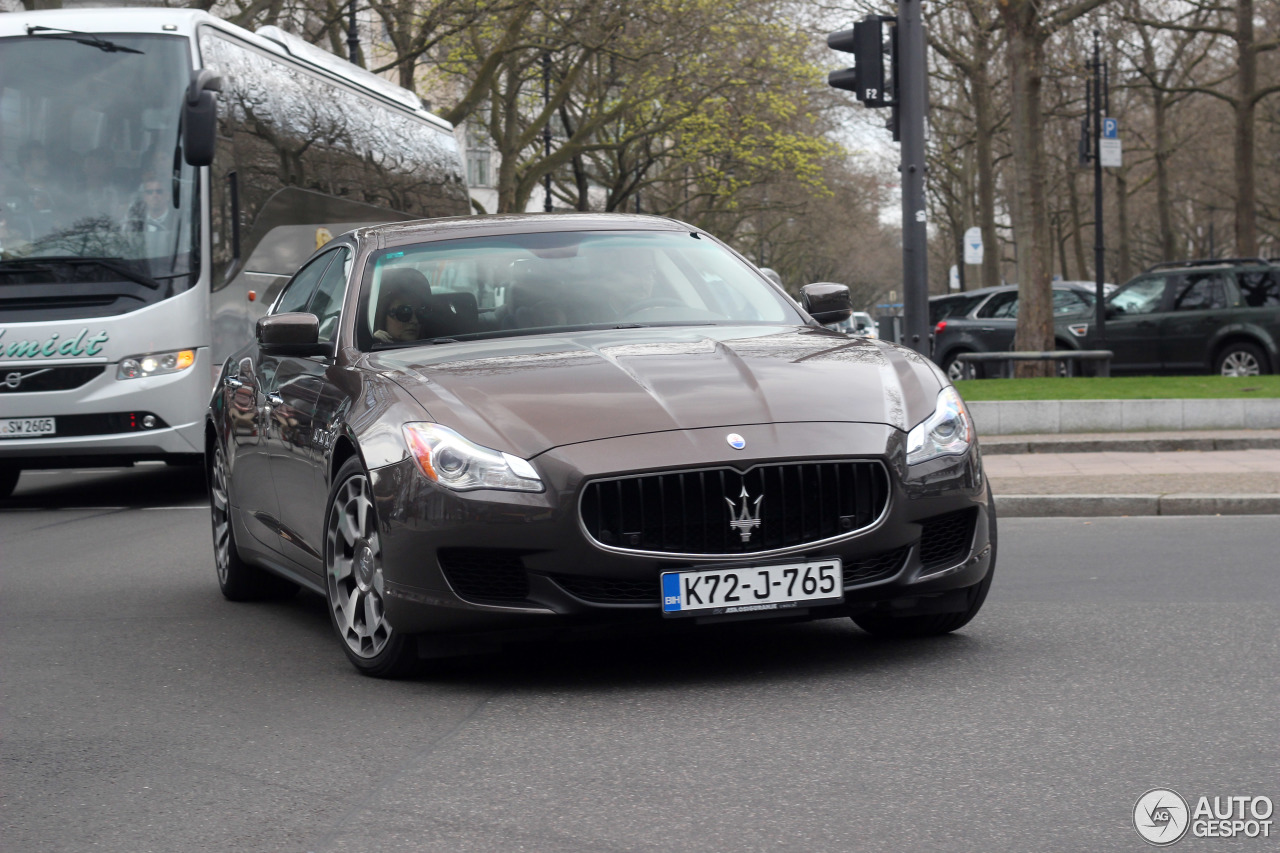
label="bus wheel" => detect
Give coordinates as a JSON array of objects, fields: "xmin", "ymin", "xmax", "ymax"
[{"xmin": 0, "ymin": 464, "xmax": 19, "ymax": 498}]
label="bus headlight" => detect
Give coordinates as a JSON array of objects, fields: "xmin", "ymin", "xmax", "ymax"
[
  {"xmin": 906, "ymin": 386, "xmax": 973, "ymax": 465},
  {"xmin": 117, "ymin": 349, "xmax": 196, "ymax": 380}
]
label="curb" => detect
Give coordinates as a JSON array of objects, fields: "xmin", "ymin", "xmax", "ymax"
[
  {"xmin": 997, "ymin": 494, "xmax": 1280, "ymax": 517},
  {"xmin": 968, "ymin": 398, "xmax": 1280, "ymax": 435},
  {"xmin": 981, "ymin": 436, "xmax": 1280, "ymax": 455}
]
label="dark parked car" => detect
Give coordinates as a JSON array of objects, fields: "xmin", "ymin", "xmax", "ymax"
[
  {"xmin": 1056, "ymin": 258, "xmax": 1280, "ymax": 375},
  {"xmin": 207, "ymin": 213, "xmax": 996, "ymax": 677},
  {"xmin": 931, "ymin": 283, "xmax": 1103, "ymax": 381}
]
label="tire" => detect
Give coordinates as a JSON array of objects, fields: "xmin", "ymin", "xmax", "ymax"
[
  {"xmin": 0, "ymin": 464, "xmax": 20, "ymax": 499},
  {"xmin": 324, "ymin": 457, "xmax": 419, "ymax": 678},
  {"xmin": 209, "ymin": 442, "xmax": 298, "ymax": 601},
  {"xmin": 943, "ymin": 351, "xmax": 972, "ymax": 383},
  {"xmin": 1215, "ymin": 342, "xmax": 1268, "ymax": 377},
  {"xmin": 852, "ymin": 501, "xmax": 997, "ymax": 639}
]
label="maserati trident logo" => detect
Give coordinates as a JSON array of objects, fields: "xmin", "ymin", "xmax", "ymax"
[{"xmin": 725, "ymin": 485, "xmax": 763, "ymax": 543}]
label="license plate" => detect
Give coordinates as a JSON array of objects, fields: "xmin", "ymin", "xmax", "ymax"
[
  {"xmin": 661, "ymin": 559, "xmax": 843, "ymax": 617},
  {"xmin": 0, "ymin": 417, "xmax": 55, "ymax": 438}
]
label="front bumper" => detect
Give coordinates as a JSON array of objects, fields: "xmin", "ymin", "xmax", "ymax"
[
  {"xmin": 370, "ymin": 421, "xmax": 994, "ymax": 636},
  {"xmin": 0, "ymin": 349, "xmax": 210, "ymax": 464}
]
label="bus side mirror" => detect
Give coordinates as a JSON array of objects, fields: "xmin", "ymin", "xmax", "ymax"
[
  {"xmin": 801, "ymin": 282, "xmax": 853, "ymax": 325},
  {"xmin": 183, "ymin": 69, "xmax": 222, "ymax": 167}
]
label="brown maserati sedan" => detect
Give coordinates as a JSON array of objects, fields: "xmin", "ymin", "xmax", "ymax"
[{"xmin": 206, "ymin": 214, "xmax": 996, "ymax": 677}]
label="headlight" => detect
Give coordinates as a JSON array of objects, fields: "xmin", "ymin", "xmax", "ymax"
[
  {"xmin": 906, "ymin": 386, "xmax": 973, "ymax": 465},
  {"xmin": 117, "ymin": 349, "xmax": 196, "ymax": 380},
  {"xmin": 402, "ymin": 423, "xmax": 543, "ymax": 492}
]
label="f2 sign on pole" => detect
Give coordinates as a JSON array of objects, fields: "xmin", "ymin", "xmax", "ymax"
[{"xmin": 827, "ymin": 2, "xmax": 930, "ymax": 356}]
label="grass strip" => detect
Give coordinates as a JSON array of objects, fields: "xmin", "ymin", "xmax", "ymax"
[{"xmin": 954, "ymin": 375, "xmax": 1280, "ymax": 401}]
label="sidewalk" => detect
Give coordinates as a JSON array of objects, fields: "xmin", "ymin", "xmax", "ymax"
[{"xmin": 982, "ymin": 429, "xmax": 1280, "ymax": 517}]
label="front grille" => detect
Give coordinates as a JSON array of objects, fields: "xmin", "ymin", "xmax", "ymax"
[
  {"xmin": 437, "ymin": 548, "xmax": 529, "ymax": 602},
  {"xmin": 919, "ymin": 508, "xmax": 978, "ymax": 569},
  {"xmin": 0, "ymin": 365, "xmax": 105, "ymax": 393},
  {"xmin": 580, "ymin": 460, "xmax": 889, "ymax": 556},
  {"xmin": 551, "ymin": 544, "xmax": 910, "ymax": 605}
]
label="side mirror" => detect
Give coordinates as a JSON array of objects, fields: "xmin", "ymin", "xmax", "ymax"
[
  {"xmin": 801, "ymin": 282, "xmax": 853, "ymax": 325},
  {"xmin": 257, "ymin": 313, "xmax": 331, "ymax": 357},
  {"xmin": 183, "ymin": 69, "xmax": 222, "ymax": 167}
]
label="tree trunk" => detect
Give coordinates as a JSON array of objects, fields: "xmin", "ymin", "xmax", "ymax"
[
  {"xmin": 1233, "ymin": 0, "xmax": 1258, "ymax": 256},
  {"xmin": 1000, "ymin": 2, "xmax": 1054, "ymax": 376},
  {"xmin": 1152, "ymin": 94, "xmax": 1176, "ymax": 261},
  {"xmin": 1069, "ymin": 169, "xmax": 1087, "ymax": 278},
  {"xmin": 1114, "ymin": 171, "xmax": 1132, "ymax": 282}
]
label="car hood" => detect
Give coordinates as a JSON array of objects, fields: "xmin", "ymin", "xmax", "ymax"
[{"xmin": 367, "ymin": 325, "xmax": 944, "ymax": 458}]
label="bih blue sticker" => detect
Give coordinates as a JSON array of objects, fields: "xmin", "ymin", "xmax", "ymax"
[{"xmin": 662, "ymin": 574, "xmax": 682, "ymax": 611}]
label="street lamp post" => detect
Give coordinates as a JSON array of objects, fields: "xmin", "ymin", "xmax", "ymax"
[
  {"xmin": 542, "ymin": 52, "xmax": 552, "ymax": 213},
  {"xmin": 347, "ymin": 0, "xmax": 361, "ymax": 68}
]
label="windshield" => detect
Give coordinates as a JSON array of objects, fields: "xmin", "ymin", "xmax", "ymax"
[
  {"xmin": 0, "ymin": 33, "xmax": 197, "ymax": 309},
  {"xmin": 360, "ymin": 230, "xmax": 804, "ymax": 347}
]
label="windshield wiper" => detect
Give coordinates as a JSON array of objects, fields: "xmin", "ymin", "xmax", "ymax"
[
  {"xmin": 25, "ymin": 26, "xmax": 145, "ymax": 54},
  {"xmin": 0, "ymin": 257, "xmax": 161, "ymax": 289}
]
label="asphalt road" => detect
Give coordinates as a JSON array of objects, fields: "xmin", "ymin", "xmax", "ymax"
[{"xmin": 1, "ymin": 469, "xmax": 1277, "ymax": 852}]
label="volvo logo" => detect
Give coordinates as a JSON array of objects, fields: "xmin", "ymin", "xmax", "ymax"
[
  {"xmin": 725, "ymin": 485, "xmax": 763, "ymax": 543},
  {"xmin": 726, "ymin": 433, "xmax": 746, "ymax": 450},
  {"xmin": 2, "ymin": 368, "xmax": 51, "ymax": 390}
]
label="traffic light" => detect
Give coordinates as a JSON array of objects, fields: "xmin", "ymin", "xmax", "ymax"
[{"xmin": 826, "ymin": 15, "xmax": 896, "ymax": 109}]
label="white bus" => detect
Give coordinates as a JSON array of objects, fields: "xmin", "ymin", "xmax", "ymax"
[{"xmin": 0, "ymin": 7, "xmax": 469, "ymax": 496}]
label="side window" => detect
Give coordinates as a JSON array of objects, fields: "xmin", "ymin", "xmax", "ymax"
[
  {"xmin": 978, "ymin": 291, "xmax": 1019, "ymax": 319},
  {"xmin": 273, "ymin": 252, "xmax": 336, "ymax": 315},
  {"xmin": 1174, "ymin": 274, "xmax": 1229, "ymax": 312},
  {"xmin": 1053, "ymin": 290, "xmax": 1090, "ymax": 315},
  {"xmin": 306, "ymin": 247, "xmax": 352, "ymax": 342},
  {"xmin": 1110, "ymin": 276, "xmax": 1168, "ymax": 315},
  {"xmin": 1239, "ymin": 270, "xmax": 1280, "ymax": 308}
]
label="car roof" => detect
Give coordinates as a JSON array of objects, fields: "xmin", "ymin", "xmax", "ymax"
[{"xmin": 353, "ymin": 213, "xmax": 692, "ymax": 248}]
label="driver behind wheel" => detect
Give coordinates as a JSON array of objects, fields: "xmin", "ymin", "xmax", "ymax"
[
  {"xmin": 373, "ymin": 268, "xmax": 433, "ymax": 343},
  {"xmin": 606, "ymin": 261, "xmax": 657, "ymax": 317}
]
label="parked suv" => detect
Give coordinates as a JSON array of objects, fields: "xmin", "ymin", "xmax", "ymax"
[
  {"xmin": 931, "ymin": 282, "xmax": 1103, "ymax": 381},
  {"xmin": 1056, "ymin": 258, "xmax": 1280, "ymax": 375}
]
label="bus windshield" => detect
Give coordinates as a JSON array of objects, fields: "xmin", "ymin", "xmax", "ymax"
[{"xmin": 0, "ymin": 33, "xmax": 197, "ymax": 295}]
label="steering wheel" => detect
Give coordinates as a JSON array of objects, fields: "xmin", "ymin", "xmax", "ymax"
[{"xmin": 621, "ymin": 297, "xmax": 684, "ymax": 318}]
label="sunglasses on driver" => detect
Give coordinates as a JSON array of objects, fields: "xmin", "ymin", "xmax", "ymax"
[{"xmin": 386, "ymin": 304, "xmax": 428, "ymax": 323}]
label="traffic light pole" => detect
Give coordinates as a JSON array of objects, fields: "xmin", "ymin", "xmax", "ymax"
[
  {"xmin": 826, "ymin": 3, "xmax": 929, "ymax": 354},
  {"xmin": 898, "ymin": 0, "xmax": 929, "ymax": 356}
]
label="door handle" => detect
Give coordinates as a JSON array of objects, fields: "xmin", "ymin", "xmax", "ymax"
[
  {"xmin": 266, "ymin": 393, "xmax": 284, "ymax": 407},
  {"xmin": 224, "ymin": 376, "xmax": 244, "ymax": 389}
]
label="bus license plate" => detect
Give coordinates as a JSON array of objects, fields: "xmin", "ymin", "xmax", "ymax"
[
  {"xmin": 661, "ymin": 559, "xmax": 843, "ymax": 618},
  {"xmin": 0, "ymin": 417, "xmax": 56, "ymax": 438}
]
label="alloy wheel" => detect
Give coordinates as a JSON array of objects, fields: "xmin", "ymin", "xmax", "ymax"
[
  {"xmin": 210, "ymin": 446, "xmax": 232, "ymax": 585},
  {"xmin": 1220, "ymin": 351, "xmax": 1261, "ymax": 376},
  {"xmin": 325, "ymin": 473, "xmax": 392, "ymax": 659}
]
